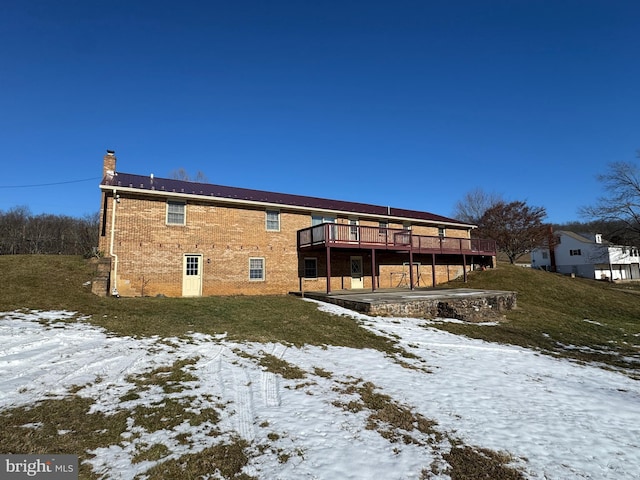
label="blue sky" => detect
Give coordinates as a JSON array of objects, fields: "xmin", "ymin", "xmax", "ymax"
[{"xmin": 1, "ymin": 0, "xmax": 639, "ymax": 224}]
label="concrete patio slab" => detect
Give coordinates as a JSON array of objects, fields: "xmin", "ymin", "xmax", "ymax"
[{"xmin": 297, "ymin": 288, "xmax": 517, "ymax": 322}]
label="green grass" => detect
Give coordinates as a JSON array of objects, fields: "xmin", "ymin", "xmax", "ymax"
[
  {"xmin": 2, "ymin": 255, "xmax": 639, "ymax": 374},
  {"xmin": 0, "ymin": 397, "xmax": 129, "ymax": 480},
  {"xmin": 3, "ymin": 255, "xmax": 638, "ymax": 478},
  {"xmin": 332, "ymin": 379, "xmax": 525, "ymax": 480},
  {"xmin": 443, "ymin": 262, "xmax": 640, "ymax": 375},
  {"xmin": 0, "ymin": 255, "xmax": 396, "ymax": 353}
]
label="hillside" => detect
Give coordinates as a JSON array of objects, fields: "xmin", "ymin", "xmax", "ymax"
[
  {"xmin": 1, "ymin": 256, "xmax": 639, "ymax": 479},
  {"xmin": 0, "ymin": 255, "xmax": 638, "ymax": 376},
  {"xmin": 443, "ymin": 262, "xmax": 640, "ymax": 375}
]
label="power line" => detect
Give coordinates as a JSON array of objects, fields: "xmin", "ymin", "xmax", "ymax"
[{"xmin": 0, "ymin": 177, "xmax": 102, "ymax": 189}]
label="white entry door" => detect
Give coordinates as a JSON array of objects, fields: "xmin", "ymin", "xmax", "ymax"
[
  {"xmin": 350, "ymin": 256, "xmax": 364, "ymax": 289},
  {"xmin": 182, "ymin": 254, "xmax": 203, "ymax": 297}
]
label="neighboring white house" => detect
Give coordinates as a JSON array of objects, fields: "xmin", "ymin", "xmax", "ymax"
[{"xmin": 531, "ymin": 231, "xmax": 640, "ymax": 281}]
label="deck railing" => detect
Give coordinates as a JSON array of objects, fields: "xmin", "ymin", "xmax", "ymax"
[{"xmin": 297, "ymin": 224, "xmax": 496, "ymax": 255}]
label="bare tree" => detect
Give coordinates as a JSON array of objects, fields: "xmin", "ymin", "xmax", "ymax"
[
  {"xmin": 452, "ymin": 188, "xmax": 504, "ymax": 225},
  {"xmin": 476, "ymin": 201, "xmax": 548, "ymax": 264},
  {"xmin": 0, "ymin": 206, "xmax": 30, "ymax": 254},
  {"xmin": 78, "ymin": 212, "xmax": 101, "ymax": 255},
  {"xmin": 557, "ymin": 219, "xmax": 640, "ymax": 247},
  {"xmin": 580, "ymin": 158, "xmax": 640, "ymax": 242},
  {"xmin": 170, "ymin": 168, "xmax": 209, "ymax": 183},
  {"xmin": 0, "ymin": 207, "xmax": 99, "ymax": 256}
]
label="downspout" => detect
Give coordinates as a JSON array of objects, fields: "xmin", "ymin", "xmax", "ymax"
[{"xmin": 109, "ymin": 188, "xmax": 119, "ymax": 297}]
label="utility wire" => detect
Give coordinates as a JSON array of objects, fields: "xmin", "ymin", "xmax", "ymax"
[{"xmin": 0, "ymin": 177, "xmax": 101, "ymax": 189}]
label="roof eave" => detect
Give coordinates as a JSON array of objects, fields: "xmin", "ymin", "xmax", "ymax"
[{"xmin": 99, "ymin": 183, "xmax": 475, "ymax": 229}]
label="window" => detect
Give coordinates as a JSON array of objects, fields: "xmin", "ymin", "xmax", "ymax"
[
  {"xmin": 542, "ymin": 252, "xmax": 548, "ymax": 259},
  {"xmin": 312, "ymin": 215, "xmax": 336, "ymax": 226},
  {"xmin": 569, "ymin": 249, "xmax": 582, "ymax": 256},
  {"xmin": 266, "ymin": 210, "xmax": 280, "ymax": 231},
  {"xmin": 249, "ymin": 258, "xmax": 265, "ymax": 281},
  {"xmin": 304, "ymin": 258, "xmax": 317, "ymax": 279},
  {"xmin": 349, "ymin": 219, "xmax": 359, "ymax": 241},
  {"xmin": 185, "ymin": 256, "xmax": 199, "ymax": 275},
  {"xmin": 312, "ymin": 215, "xmax": 337, "ymax": 240},
  {"xmin": 378, "ymin": 221, "xmax": 389, "ymax": 240},
  {"xmin": 438, "ymin": 227, "xmax": 446, "ymax": 238},
  {"xmin": 167, "ymin": 201, "xmax": 186, "ymax": 225}
]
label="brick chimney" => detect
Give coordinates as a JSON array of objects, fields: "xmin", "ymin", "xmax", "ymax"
[{"xmin": 103, "ymin": 150, "xmax": 116, "ymax": 179}]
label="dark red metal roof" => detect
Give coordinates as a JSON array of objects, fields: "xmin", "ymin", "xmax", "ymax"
[{"xmin": 102, "ymin": 172, "xmax": 472, "ymax": 226}]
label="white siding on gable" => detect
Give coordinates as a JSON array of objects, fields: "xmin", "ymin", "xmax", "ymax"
[{"xmin": 531, "ymin": 231, "xmax": 640, "ymax": 281}]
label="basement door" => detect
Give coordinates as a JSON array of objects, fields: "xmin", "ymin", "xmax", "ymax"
[
  {"xmin": 350, "ymin": 256, "xmax": 364, "ymax": 289},
  {"xmin": 182, "ymin": 254, "xmax": 203, "ymax": 297}
]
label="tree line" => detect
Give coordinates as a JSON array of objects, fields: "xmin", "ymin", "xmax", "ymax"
[{"xmin": 0, "ymin": 206, "xmax": 99, "ymax": 256}]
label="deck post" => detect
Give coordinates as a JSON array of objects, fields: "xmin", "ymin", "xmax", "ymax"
[
  {"xmin": 326, "ymin": 245, "xmax": 332, "ymax": 294},
  {"xmin": 463, "ymin": 254, "xmax": 468, "ymax": 282},
  {"xmin": 371, "ymin": 248, "xmax": 376, "ymax": 291},
  {"xmin": 432, "ymin": 253, "xmax": 436, "ymax": 287},
  {"xmin": 409, "ymin": 231, "xmax": 415, "ymax": 290}
]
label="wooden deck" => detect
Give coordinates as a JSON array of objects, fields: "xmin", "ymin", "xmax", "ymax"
[{"xmin": 297, "ymin": 223, "xmax": 496, "ymax": 255}]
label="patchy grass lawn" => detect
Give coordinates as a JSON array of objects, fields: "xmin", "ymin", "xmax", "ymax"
[
  {"xmin": 1, "ymin": 255, "xmax": 639, "ymax": 478},
  {"xmin": 442, "ymin": 262, "xmax": 640, "ymax": 376},
  {"xmin": 0, "ymin": 255, "xmax": 396, "ymax": 352},
  {"xmin": 2, "ymin": 255, "xmax": 638, "ymax": 375}
]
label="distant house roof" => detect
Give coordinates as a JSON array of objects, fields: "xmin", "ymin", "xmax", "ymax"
[
  {"xmin": 556, "ymin": 231, "xmax": 611, "ymax": 245},
  {"xmin": 101, "ymin": 172, "xmax": 473, "ymax": 227}
]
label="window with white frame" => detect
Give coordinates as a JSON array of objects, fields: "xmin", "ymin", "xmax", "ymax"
[
  {"xmin": 312, "ymin": 215, "xmax": 337, "ymax": 240},
  {"xmin": 438, "ymin": 227, "xmax": 446, "ymax": 238},
  {"xmin": 167, "ymin": 201, "xmax": 186, "ymax": 225},
  {"xmin": 349, "ymin": 219, "xmax": 359, "ymax": 241},
  {"xmin": 378, "ymin": 221, "xmax": 389, "ymax": 240},
  {"xmin": 249, "ymin": 258, "xmax": 265, "ymax": 281},
  {"xmin": 312, "ymin": 215, "xmax": 336, "ymax": 226},
  {"xmin": 304, "ymin": 258, "xmax": 317, "ymax": 279},
  {"xmin": 266, "ymin": 210, "xmax": 280, "ymax": 231}
]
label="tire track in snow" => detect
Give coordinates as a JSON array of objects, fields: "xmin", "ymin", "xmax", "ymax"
[
  {"xmin": 230, "ymin": 362, "xmax": 256, "ymax": 441},
  {"xmin": 262, "ymin": 344, "xmax": 286, "ymax": 408},
  {"xmin": 193, "ymin": 346, "xmax": 224, "ymax": 400}
]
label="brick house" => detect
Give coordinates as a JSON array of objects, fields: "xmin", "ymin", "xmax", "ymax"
[{"xmin": 94, "ymin": 151, "xmax": 496, "ymax": 297}]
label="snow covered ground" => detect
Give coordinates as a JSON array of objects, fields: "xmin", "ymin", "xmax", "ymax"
[{"xmin": 1, "ymin": 303, "xmax": 639, "ymax": 479}]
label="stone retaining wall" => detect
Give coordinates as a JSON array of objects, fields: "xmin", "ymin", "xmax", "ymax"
[
  {"xmin": 306, "ymin": 290, "xmax": 517, "ymax": 323},
  {"xmin": 368, "ymin": 292, "xmax": 517, "ymax": 322}
]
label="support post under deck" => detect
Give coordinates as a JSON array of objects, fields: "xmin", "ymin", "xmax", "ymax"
[
  {"xmin": 463, "ymin": 254, "xmax": 468, "ymax": 282},
  {"xmin": 432, "ymin": 254, "xmax": 436, "ymax": 287},
  {"xmin": 326, "ymin": 245, "xmax": 332, "ymax": 294},
  {"xmin": 371, "ymin": 248, "xmax": 376, "ymax": 291},
  {"xmin": 409, "ymin": 232, "xmax": 415, "ymax": 290}
]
